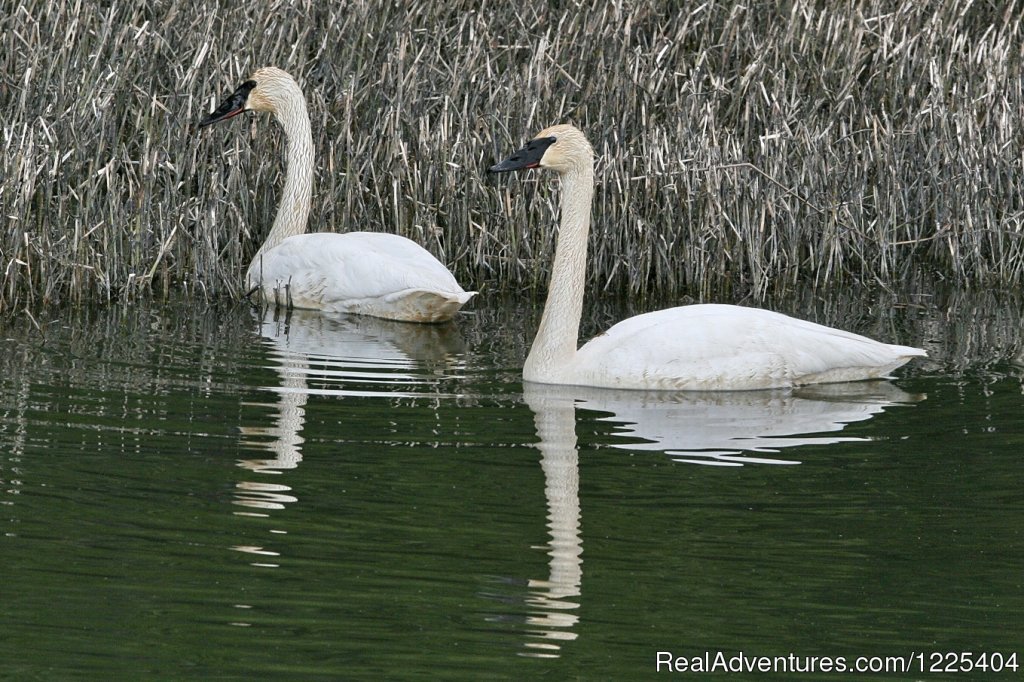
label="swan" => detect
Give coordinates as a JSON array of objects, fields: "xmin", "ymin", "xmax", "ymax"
[
  {"xmin": 490, "ymin": 124, "xmax": 927, "ymax": 391},
  {"xmin": 199, "ymin": 67, "xmax": 474, "ymax": 323}
]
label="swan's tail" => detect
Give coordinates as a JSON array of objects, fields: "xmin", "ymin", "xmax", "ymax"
[
  {"xmin": 384, "ymin": 289, "xmax": 476, "ymax": 323},
  {"xmin": 888, "ymin": 343, "xmax": 928, "ymax": 359}
]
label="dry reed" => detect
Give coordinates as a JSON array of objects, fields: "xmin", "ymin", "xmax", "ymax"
[{"xmin": 1, "ymin": 0, "xmax": 1022, "ymax": 314}]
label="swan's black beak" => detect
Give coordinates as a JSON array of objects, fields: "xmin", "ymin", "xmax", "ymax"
[
  {"xmin": 199, "ymin": 80, "xmax": 257, "ymax": 128},
  {"xmin": 489, "ymin": 136, "xmax": 557, "ymax": 173}
]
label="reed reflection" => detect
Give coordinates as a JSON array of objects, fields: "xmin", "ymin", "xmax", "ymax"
[
  {"xmin": 518, "ymin": 380, "xmax": 921, "ymax": 655},
  {"xmin": 232, "ymin": 307, "xmax": 466, "ymax": 560}
]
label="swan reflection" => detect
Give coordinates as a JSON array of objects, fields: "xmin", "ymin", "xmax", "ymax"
[
  {"xmin": 517, "ymin": 380, "xmax": 921, "ymax": 655},
  {"xmin": 233, "ymin": 307, "xmax": 466, "ymax": 557},
  {"xmin": 535, "ymin": 381, "xmax": 922, "ymax": 466},
  {"xmin": 518, "ymin": 384, "xmax": 583, "ymax": 658}
]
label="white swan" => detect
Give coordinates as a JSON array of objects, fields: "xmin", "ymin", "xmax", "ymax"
[
  {"xmin": 200, "ymin": 67, "xmax": 474, "ymax": 323},
  {"xmin": 490, "ymin": 124, "xmax": 927, "ymax": 390}
]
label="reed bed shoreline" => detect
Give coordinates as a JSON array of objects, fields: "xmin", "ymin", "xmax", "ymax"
[{"xmin": 2, "ymin": 0, "xmax": 1022, "ymax": 315}]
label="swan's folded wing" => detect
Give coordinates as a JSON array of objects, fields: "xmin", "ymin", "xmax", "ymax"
[
  {"xmin": 248, "ymin": 232, "xmax": 470, "ymax": 301},
  {"xmin": 574, "ymin": 304, "xmax": 925, "ymax": 391}
]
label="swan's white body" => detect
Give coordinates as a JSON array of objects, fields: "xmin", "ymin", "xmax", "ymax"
[
  {"xmin": 491, "ymin": 124, "xmax": 926, "ymax": 391},
  {"xmin": 247, "ymin": 232, "xmax": 471, "ymax": 322},
  {"xmin": 565, "ymin": 303, "xmax": 924, "ymax": 391},
  {"xmin": 202, "ymin": 67, "xmax": 473, "ymax": 323}
]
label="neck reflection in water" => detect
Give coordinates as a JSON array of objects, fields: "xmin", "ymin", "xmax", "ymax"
[
  {"xmin": 518, "ymin": 380, "xmax": 921, "ymax": 656},
  {"xmin": 232, "ymin": 306, "xmax": 467, "ymax": 563}
]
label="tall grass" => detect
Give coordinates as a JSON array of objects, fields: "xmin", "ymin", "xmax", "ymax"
[{"xmin": 2, "ymin": 0, "xmax": 1022, "ymax": 313}]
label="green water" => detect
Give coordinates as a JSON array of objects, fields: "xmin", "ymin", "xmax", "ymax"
[{"xmin": 0, "ymin": 290, "xmax": 1021, "ymax": 680}]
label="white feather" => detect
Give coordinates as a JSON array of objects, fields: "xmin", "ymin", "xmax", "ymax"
[
  {"xmin": 246, "ymin": 232, "xmax": 473, "ymax": 322},
  {"xmin": 573, "ymin": 304, "xmax": 926, "ymax": 390}
]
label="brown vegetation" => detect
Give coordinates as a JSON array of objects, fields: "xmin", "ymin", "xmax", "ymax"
[{"xmin": 1, "ymin": 0, "xmax": 1021, "ymax": 312}]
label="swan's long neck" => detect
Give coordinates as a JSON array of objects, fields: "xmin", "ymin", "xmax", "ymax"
[
  {"xmin": 256, "ymin": 95, "xmax": 313, "ymax": 259},
  {"xmin": 523, "ymin": 163, "xmax": 594, "ymax": 381}
]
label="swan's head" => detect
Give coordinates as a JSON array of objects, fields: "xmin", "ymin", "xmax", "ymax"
[
  {"xmin": 489, "ymin": 124, "xmax": 594, "ymax": 175},
  {"xmin": 199, "ymin": 66, "xmax": 303, "ymax": 127}
]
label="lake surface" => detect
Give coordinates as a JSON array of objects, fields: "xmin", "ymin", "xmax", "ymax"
[{"xmin": 1, "ymin": 287, "xmax": 1021, "ymax": 680}]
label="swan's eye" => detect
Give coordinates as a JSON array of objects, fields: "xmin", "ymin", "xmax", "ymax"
[
  {"xmin": 527, "ymin": 136, "xmax": 556, "ymax": 151},
  {"xmin": 489, "ymin": 135, "xmax": 558, "ymax": 173},
  {"xmin": 522, "ymin": 136, "xmax": 557, "ymax": 162}
]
